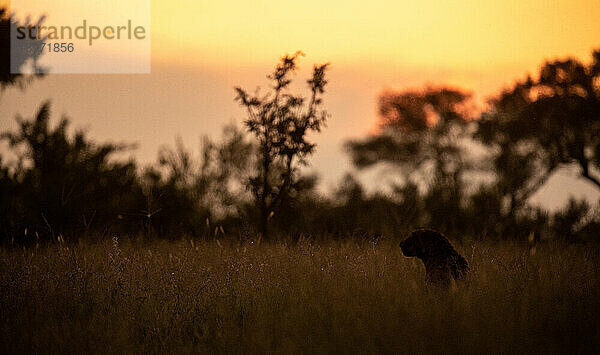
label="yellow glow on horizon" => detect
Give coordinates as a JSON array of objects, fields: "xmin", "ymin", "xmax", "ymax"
[
  {"xmin": 5, "ymin": 0, "xmax": 600, "ymax": 84},
  {"xmin": 151, "ymin": 0, "xmax": 600, "ymax": 71}
]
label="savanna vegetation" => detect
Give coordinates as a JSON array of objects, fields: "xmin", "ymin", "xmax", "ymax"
[
  {"xmin": 2, "ymin": 6, "xmax": 600, "ymax": 353},
  {"xmin": 1, "ymin": 48, "xmax": 600, "ymax": 244},
  {"xmin": 2, "ymin": 238, "xmax": 599, "ymax": 353}
]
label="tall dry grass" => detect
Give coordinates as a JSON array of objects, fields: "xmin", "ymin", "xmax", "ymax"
[{"xmin": 1, "ymin": 237, "xmax": 599, "ymax": 353}]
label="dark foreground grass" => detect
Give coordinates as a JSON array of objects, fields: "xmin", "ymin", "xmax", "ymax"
[{"xmin": 1, "ymin": 237, "xmax": 599, "ymax": 354}]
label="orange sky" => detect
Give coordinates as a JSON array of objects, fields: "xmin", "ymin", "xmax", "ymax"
[
  {"xmin": 6, "ymin": 0, "xmax": 600, "ymax": 74},
  {"xmin": 152, "ymin": 0, "xmax": 600, "ymax": 71},
  {"xmin": 2, "ymin": 0, "xmax": 600, "ymax": 208}
]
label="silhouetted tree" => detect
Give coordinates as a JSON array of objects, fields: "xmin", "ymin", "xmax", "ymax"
[
  {"xmin": 325, "ymin": 174, "xmax": 422, "ymax": 238},
  {"xmin": 140, "ymin": 125, "xmax": 254, "ymax": 237},
  {"xmin": 0, "ymin": 8, "xmax": 45, "ymax": 92},
  {"xmin": 234, "ymin": 52, "xmax": 329, "ymax": 240},
  {"xmin": 476, "ymin": 49, "xmax": 600, "ymax": 222},
  {"xmin": 346, "ymin": 87, "xmax": 475, "ymax": 233},
  {"xmin": 551, "ymin": 199, "xmax": 591, "ymax": 242},
  {"xmin": 0, "ymin": 102, "xmax": 141, "ymax": 241},
  {"xmin": 348, "ymin": 87, "xmax": 474, "ymax": 186}
]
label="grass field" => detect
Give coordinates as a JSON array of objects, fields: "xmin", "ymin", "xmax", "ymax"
[{"xmin": 1, "ymin": 237, "xmax": 599, "ymax": 354}]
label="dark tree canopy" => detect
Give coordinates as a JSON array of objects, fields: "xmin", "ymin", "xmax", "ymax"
[
  {"xmin": 235, "ymin": 52, "xmax": 329, "ymax": 239},
  {"xmin": 347, "ymin": 86, "xmax": 474, "ymax": 188},
  {"xmin": 0, "ymin": 102, "xmax": 141, "ymax": 240},
  {"xmin": 476, "ymin": 50, "xmax": 600, "ymax": 217},
  {"xmin": 346, "ymin": 86, "xmax": 476, "ymax": 234},
  {"xmin": 0, "ymin": 8, "xmax": 45, "ymax": 91}
]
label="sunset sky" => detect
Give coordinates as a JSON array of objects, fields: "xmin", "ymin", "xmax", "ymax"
[{"xmin": 1, "ymin": 0, "xmax": 600, "ymax": 208}]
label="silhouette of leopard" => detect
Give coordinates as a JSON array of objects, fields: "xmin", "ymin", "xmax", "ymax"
[{"xmin": 400, "ymin": 229, "xmax": 469, "ymax": 286}]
